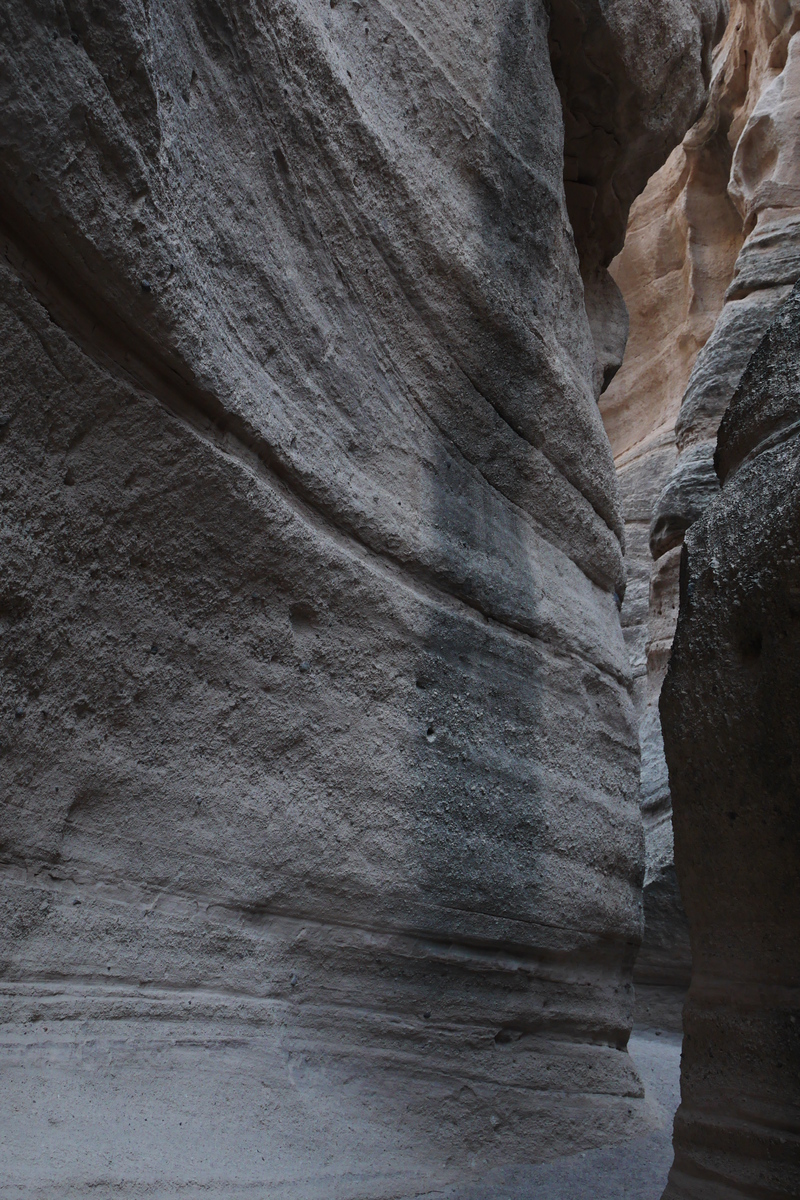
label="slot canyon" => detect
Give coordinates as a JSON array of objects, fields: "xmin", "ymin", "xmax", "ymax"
[{"xmin": 0, "ymin": 2, "xmax": 797, "ymax": 1198}]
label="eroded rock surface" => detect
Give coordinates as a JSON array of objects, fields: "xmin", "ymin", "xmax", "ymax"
[
  {"xmin": 600, "ymin": 0, "xmax": 800, "ymax": 1014},
  {"xmin": 660, "ymin": 282, "xmax": 800, "ymax": 1200},
  {"xmin": 0, "ymin": 0, "xmax": 719, "ymax": 1195},
  {"xmin": 550, "ymin": 0, "xmax": 725, "ymax": 396}
]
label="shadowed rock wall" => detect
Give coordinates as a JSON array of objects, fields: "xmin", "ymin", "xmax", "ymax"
[
  {"xmin": 660, "ymin": 281, "xmax": 800, "ymax": 1200},
  {"xmin": 0, "ymin": 0, "xmax": 720, "ymax": 1194}
]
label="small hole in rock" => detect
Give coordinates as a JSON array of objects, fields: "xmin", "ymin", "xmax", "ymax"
[
  {"xmin": 290, "ymin": 601, "xmax": 318, "ymax": 632},
  {"xmin": 494, "ymin": 1027, "xmax": 524, "ymax": 1044}
]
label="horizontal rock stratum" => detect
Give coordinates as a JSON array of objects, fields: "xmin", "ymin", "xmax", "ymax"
[{"xmin": 0, "ymin": 1, "xmax": 722, "ymax": 1195}]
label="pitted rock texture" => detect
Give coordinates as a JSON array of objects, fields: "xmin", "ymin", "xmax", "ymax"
[
  {"xmin": 660, "ymin": 282, "xmax": 800, "ymax": 1200},
  {"xmin": 600, "ymin": 0, "xmax": 800, "ymax": 1005},
  {"xmin": 0, "ymin": 0, "xmax": 722, "ymax": 1195}
]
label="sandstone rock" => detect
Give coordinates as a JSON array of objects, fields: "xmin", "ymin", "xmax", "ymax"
[
  {"xmin": 601, "ymin": 0, "xmax": 800, "ymax": 1012},
  {"xmin": 660, "ymin": 280, "xmax": 800, "ymax": 1200},
  {"xmin": 0, "ymin": 1, "xmax": 720, "ymax": 1194},
  {"xmin": 598, "ymin": 91, "xmax": 741, "ymax": 1006},
  {"xmin": 657, "ymin": 0, "xmax": 800, "ymax": 563},
  {"xmin": 675, "ymin": 286, "xmax": 793, "ymax": 450},
  {"xmin": 550, "ymin": 0, "xmax": 727, "ymax": 395},
  {"xmin": 650, "ymin": 443, "xmax": 720, "ymax": 561}
]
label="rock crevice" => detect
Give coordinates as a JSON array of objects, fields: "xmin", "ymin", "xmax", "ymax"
[{"xmin": 600, "ymin": 0, "xmax": 800, "ymax": 1014}]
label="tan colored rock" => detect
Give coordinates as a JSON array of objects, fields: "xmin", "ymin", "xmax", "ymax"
[
  {"xmin": 654, "ymin": 0, "xmax": 800, "ymax": 592},
  {"xmin": 0, "ymin": 1, "xmax": 722, "ymax": 1195},
  {"xmin": 601, "ymin": 0, "xmax": 800, "ymax": 1012},
  {"xmin": 550, "ymin": 0, "xmax": 727, "ymax": 397}
]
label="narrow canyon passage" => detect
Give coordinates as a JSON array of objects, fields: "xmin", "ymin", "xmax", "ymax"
[
  {"xmin": 1, "ymin": 2, "xmax": 797, "ymax": 1199},
  {"xmin": 601, "ymin": 4, "xmax": 800, "ymax": 1194}
]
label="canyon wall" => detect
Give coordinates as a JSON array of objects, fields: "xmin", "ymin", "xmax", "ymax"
[
  {"xmin": 0, "ymin": 1, "xmax": 721, "ymax": 1196},
  {"xmin": 600, "ymin": 0, "xmax": 800, "ymax": 1015},
  {"xmin": 661, "ymin": 282, "xmax": 800, "ymax": 1200}
]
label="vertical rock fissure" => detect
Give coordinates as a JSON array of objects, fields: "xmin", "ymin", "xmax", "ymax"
[
  {"xmin": 601, "ymin": 0, "xmax": 800, "ymax": 1029},
  {"xmin": 602, "ymin": 4, "xmax": 800, "ymax": 1195}
]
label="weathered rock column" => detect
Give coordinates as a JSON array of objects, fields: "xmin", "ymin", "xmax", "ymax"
[{"xmin": 661, "ymin": 283, "xmax": 800, "ymax": 1200}]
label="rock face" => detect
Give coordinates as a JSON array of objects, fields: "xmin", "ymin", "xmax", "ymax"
[
  {"xmin": 660, "ymin": 282, "xmax": 800, "ymax": 1200},
  {"xmin": 600, "ymin": 0, "xmax": 800, "ymax": 1014},
  {"xmin": 0, "ymin": 1, "xmax": 721, "ymax": 1195},
  {"xmin": 550, "ymin": 0, "xmax": 726, "ymax": 397}
]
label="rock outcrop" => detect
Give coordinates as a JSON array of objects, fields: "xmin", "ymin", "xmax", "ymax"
[
  {"xmin": 600, "ymin": 0, "xmax": 800, "ymax": 1016},
  {"xmin": 0, "ymin": 1, "xmax": 721, "ymax": 1195},
  {"xmin": 660, "ymin": 281, "xmax": 800, "ymax": 1200}
]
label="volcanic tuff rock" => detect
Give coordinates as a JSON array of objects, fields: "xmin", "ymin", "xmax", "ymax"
[
  {"xmin": 660, "ymin": 281, "xmax": 800, "ymax": 1200},
  {"xmin": 0, "ymin": 1, "xmax": 720, "ymax": 1195},
  {"xmin": 600, "ymin": 0, "xmax": 800, "ymax": 1010}
]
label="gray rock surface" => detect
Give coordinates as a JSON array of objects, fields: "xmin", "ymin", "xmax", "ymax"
[
  {"xmin": 421, "ymin": 1029, "xmax": 684, "ymax": 1199},
  {"xmin": 649, "ymin": 442, "xmax": 720, "ymax": 561},
  {"xmin": 0, "ymin": 1022, "xmax": 682, "ymax": 1199},
  {"xmin": 660, "ymin": 283, "xmax": 800, "ymax": 1200},
  {"xmin": 0, "ymin": 0, "xmax": 719, "ymax": 1194},
  {"xmin": 0, "ymin": 245, "xmax": 639, "ymax": 1196}
]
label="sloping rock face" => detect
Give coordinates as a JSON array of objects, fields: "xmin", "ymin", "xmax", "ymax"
[
  {"xmin": 660, "ymin": 283, "xmax": 800, "ymax": 1200},
  {"xmin": 0, "ymin": 1, "xmax": 720, "ymax": 1195},
  {"xmin": 600, "ymin": 0, "xmax": 800, "ymax": 1015}
]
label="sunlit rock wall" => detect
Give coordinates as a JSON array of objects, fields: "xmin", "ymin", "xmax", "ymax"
[{"xmin": 0, "ymin": 1, "xmax": 720, "ymax": 1195}]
